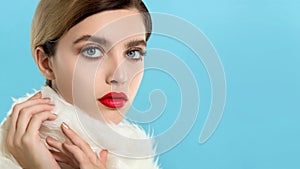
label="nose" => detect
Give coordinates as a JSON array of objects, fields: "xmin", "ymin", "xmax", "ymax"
[{"xmin": 105, "ymin": 53, "xmax": 128, "ymax": 86}]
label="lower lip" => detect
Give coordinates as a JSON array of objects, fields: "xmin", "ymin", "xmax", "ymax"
[{"xmin": 98, "ymin": 98, "xmax": 127, "ymax": 109}]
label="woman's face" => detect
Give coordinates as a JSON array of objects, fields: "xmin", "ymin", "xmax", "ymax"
[{"xmin": 48, "ymin": 9, "xmax": 146, "ymax": 123}]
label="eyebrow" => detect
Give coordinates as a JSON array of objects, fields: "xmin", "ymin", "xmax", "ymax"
[
  {"xmin": 125, "ymin": 39, "xmax": 146, "ymax": 49},
  {"xmin": 73, "ymin": 35, "xmax": 146, "ymax": 49},
  {"xmin": 73, "ymin": 35, "xmax": 109, "ymax": 46}
]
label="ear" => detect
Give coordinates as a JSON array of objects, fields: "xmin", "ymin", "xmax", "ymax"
[{"xmin": 34, "ymin": 46, "xmax": 55, "ymax": 80}]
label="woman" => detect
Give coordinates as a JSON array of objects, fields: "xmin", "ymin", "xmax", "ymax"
[{"xmin": 0, "ymin": 0, "xmax": 159, "ymax": 168}]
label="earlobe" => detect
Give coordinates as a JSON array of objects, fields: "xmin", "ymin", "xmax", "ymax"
[{"xmin": 34, "ymin": 47, "xmax": 55, "ymax": 80}]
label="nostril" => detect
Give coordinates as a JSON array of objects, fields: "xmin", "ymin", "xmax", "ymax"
[{"xmin": 110, "ymin": 79, "xmax": 118, "ymax": 84}]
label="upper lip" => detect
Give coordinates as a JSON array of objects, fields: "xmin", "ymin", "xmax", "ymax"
[{"xmin": 98, "ymin": 92, "xmax": 128, "ymax": 101}]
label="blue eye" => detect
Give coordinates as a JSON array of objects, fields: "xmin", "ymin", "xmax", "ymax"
[
  {"xmin": 126, "ymin": 49, "xmax": 145, "ymax": 60},
  {"xmin": 81, "ymin": 46, "xmax": 103, "ymax": 58}
]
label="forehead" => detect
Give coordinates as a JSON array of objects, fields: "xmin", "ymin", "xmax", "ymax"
[{"xmin": 66, "ymin": 9, "xmax": 146, "ymax": 44}]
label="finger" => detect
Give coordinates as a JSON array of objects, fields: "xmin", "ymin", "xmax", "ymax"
[
  {"xmin": 46, "ymin": 136, "xmax": 72, "ymax": 157},
  {"xmin": 99, "ymin": 150, "xmax": 108, "ymax": 164},
  {"xmin": 62, "ymin": 142, "xmax": 87, "ymax": 165},
  {"xmin": 10, "ymin": 98, "xmax": 51, "ymax": 130},
  {"xmin": 61, "ymin": 123, "xmax": 96, "ymax": 160},
  {"xmin": 26, "ymin": 111, "xmax": 57, "ymax": 136},
  {"xmin": 30, "ymin": 91, "xmax": 42, "ymax": 99},
  {"xmin": 50, "ymin": 150, "xmax": 76, "ymax": 167},
  {"xmin": 10, "ymin": 92, "xmax": 43, "ymax": 124},
  {"xmin": 46, "ymin": 136, "xmax": 64, "ymax": 152},
  {"xmin": 7, "ymin": 96, "xmax": 50, "ymax": 147},
  {"xmin": 47, "ymin": 137, "xmax": 80, "ymax": 167},
  {"xmin": 14, "ymin": 98, "xmax": 52, "ymax": 129},
  {"xmin": 15, "ymin": 104, "xmax": 55, "ymax": 138}
]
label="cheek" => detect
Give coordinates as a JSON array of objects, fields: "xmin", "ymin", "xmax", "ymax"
[
  {"xmin": 52, "ymin": 54, "xmax": 77, "ymax": 104},
  {"xmin": 93, "ymin": 67, "xmax": 107, "ymax": 98},
  {"xmin": 125, "ymin": 60, "xmax": 144, "ymax": 101},
  {"xmin": 72, "ymin": 58, "xmax": 102, "ymax": 116},
  {"xmin": 128, "ymin": 71, "xmax": 144, "ymax": 101}
]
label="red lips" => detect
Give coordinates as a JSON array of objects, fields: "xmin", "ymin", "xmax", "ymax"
[{"xmin": 98, "ymin": 92, "xmax": 128, "ymax": 109}]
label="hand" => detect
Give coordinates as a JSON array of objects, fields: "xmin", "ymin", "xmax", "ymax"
[
  {"xmin": 6, "ymin": 92, "xmax": 61, "ymax": 169},
  {"xmin": 46, "ymin": 122, "xmax": 108, "ymax": 169}
]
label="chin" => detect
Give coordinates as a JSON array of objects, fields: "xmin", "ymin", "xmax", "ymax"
[
  {"xmin": 101, "ymin": 112, "xmax": 125, "ymax": 124},
  {"xmin": 98, "ymin": 107, "xmax": 127, "ymax": 124}
]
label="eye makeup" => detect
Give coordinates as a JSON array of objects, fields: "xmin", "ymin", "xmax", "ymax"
[
  {"xmin": 125, "ymin": 47, "xmax": 146, "ymax": 62},
  {"xmin": 73, "ymin": 35, "xmax": 146, "ymax": 61},
  {"xmin": 80, "ymin": 43, "xmax": 105, "ymax": 59}
]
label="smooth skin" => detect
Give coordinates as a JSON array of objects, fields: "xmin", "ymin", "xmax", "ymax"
[
  {"xmin": 7, "ymin": 92, "xmax": 61, "ymax": 169},
  {"xmin": 36, "ymin": 9, "xmax": 146, "ymax": 123},
  {"xmin": 6, "ymin": 92, "xmax": 108, "ymax": 169},
  {"xmin": 6, "ymin": 9, "xmax": 146, "ymax": 169},
  {"xmin": 46, "ymin": 123, "xmax": 108, "ymax": 169}
]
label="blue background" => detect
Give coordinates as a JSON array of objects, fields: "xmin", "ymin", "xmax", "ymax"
[{"xmin": 0, "ymin": 0, "xmax": 299, "ymax": 169}]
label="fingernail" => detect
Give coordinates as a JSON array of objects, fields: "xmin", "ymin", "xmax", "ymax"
[
  {"xmin": 44, "ymin": 98, "xmax": 51, "ymax": 101},
  {"xmin": 49, "ymin": 103, "xmax": 56, "ymax": 107},
  {"xmin": 62, "ymin": 122, "xmax": 69, "ymax": 129},
  {"xmin": 42, "ymin": 98, "xmax": 51, "ymax": 103},
  {"xmin": 46, "ymin": 136, "xmax": 54, "ymax": 143},
  {"xmin": 34, "ymin": 92, "xmax": 42, "ymax": 97}
]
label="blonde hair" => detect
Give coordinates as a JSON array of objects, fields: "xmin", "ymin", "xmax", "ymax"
[{"xmin": 30, "ymin": 0, "xmax": 152, "ymax": 86}]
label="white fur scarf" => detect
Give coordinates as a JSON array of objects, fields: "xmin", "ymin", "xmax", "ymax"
[{"xmin": 0, "ymin": 86, "xmax": 159, "ymax": 169}]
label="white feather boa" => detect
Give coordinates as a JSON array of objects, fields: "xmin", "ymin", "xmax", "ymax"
[{"xmin": 0, "ymin": 86, "xmax": 159, "ymax": 169}]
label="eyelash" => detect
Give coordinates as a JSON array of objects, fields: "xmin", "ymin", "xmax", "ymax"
[
  {"xmin": 79, "ymin": 44, "xmax": 146, "ymax": 61},
  {"xmin": 80, "ymin": 45, "xmax": 104, "ymax": 59},
  {"xmin": 125, "ymin": 48, "xmax": 146, "ymax": 62}
]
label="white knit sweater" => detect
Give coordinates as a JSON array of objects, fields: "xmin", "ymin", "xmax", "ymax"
[{"xmin": 0, "ymin": 86, "xmax": 159, "ymax": 169}]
